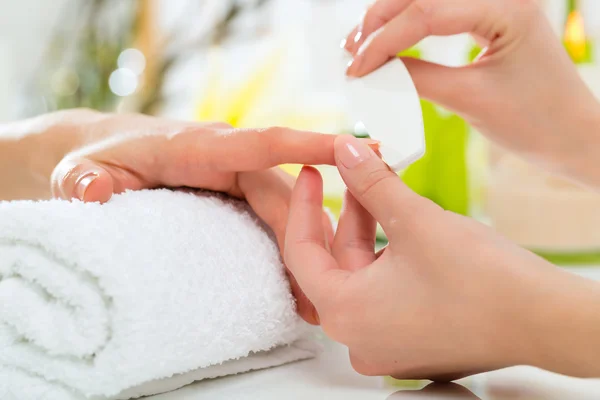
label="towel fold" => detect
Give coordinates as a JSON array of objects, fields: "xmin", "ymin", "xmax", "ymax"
[{"xmin": 0, "ymin": 190, "xmax": 318, "ymax": 400}]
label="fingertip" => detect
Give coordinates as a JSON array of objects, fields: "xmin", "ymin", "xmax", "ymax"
[
  {"xmin": 52, "ymin": 158, "xmax": 111, "ymax": 202},
  {"xmin": 297, "ymin": 166, "xmax": 323, "ymax": 197}
]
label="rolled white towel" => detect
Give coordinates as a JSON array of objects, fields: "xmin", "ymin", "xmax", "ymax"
[{"xmin": 0, "ymin": 190, "xmax": 319, "ymax": 400}]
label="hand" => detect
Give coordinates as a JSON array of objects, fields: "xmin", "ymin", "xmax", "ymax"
[
  {"xmin": 342, "ymin": 0, "xmax": 600, "ymax": 187},
  {"xmin": 41, "ymin": 109, "xmax": 340, "ymax": 324},
  {"xmin": 285, "ymin": 135, "xmax": 600, "ymax": 379}
]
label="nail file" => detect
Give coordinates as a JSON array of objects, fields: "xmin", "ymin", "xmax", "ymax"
[{"xmin": 343, "ymin": 58, "xmax": 425, "ymax": 172}]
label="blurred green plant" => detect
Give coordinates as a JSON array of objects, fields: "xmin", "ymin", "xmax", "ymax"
[{"xmin": 397, "ymin": 48, "xmax": 470, "ymax": 216}]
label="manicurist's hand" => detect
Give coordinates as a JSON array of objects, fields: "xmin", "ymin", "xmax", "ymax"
[
  {"xmin": 343, "ymin": 0, "xmax": 600, "ymax": 187},
  {"xmin": 285, "ymin": 135, "xmax": 600, "ymax": 380},
  {"xmin": 1, "ymin": 108, "xmax": 344, "ymax": 324}
]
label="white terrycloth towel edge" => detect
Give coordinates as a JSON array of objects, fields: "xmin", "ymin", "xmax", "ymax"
[{"xmin": 0, "ymin": 190, "xmax": 320, "ymax": 399}]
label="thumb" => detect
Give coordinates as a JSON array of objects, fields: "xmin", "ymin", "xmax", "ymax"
[
  {"xmin": 334, "ymin": 135, "xmax": 433, "ymax": 241},
  {"xmin": 51, "ymin": 157, "xmax": 146, "ymax": 203}
]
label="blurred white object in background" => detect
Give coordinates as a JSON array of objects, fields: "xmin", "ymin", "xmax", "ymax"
[
  {"xmin": 0, "ymin": 39, "xmax": 14, "ymax": 121},
  {"xmin": 0, "ymin": 0, "xmax": 69, "ymax": 120}
]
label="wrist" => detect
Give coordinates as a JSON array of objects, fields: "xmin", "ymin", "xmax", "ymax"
[
  {"xmin": 521, "ymin": 266, "xmax": 600, "ymax": 377},
  {"xmin": 557, "ymin": 99, "xmax": 600, "ymax": 188},
  {"xmin": 0, "ymin": 109, "xmax": 103, "ymax": 200}
]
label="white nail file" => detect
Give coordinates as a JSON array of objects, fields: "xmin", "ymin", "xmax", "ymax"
[{"xmin": 343, "ymin": 58, "xmax": 426, "ymax": 172}]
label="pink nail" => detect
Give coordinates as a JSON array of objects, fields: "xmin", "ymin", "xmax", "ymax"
[
  {"xmin": 74, "ymin": 172, "xmax": 98, "ymax": 201},
  {"xmin": 338, "ymin": 135, "xmax": 373, "ymax": 169},
  {"xmin": 346, "ymin": 55, "xmax": 363, "ymax": 77}
]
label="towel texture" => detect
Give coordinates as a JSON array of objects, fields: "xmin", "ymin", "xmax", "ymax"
[{"xmin": 0, "ymin": 190, "xmax": 318, "ymax": 399}]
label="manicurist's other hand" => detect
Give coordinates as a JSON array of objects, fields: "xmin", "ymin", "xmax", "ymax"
[
  {"xmin": 344, "ymin": 0, "xmax": 600, "ymax": 187},
  {"xmin": 285, "ymin": 135, "xmax": 600, "ymax": 380}
]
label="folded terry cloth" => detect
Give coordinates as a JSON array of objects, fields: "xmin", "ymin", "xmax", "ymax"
[{"xmin": 0, "ymin": 190, "xmax": 319, "ymax": 400}]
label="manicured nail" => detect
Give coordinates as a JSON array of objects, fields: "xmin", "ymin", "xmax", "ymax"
[
  {"xmin": 346, "ymin": 55, "xmax": 363, "ymax": 77},
  {"xmin": 353, "ymin": 29, "xmax": 363, "ymax": 45},
  {"xmin": 362, "ymin": 138, "xmax": 381, "ymax": 148},
  {"xmin": 74, "ymin": 172, "xmax": 98, "ymax": 201},
  {"xmin": 338, "ymin": 135, "xmax": 374, "ymax": 169},
  {"xmin": 340, "ymin": 38, "xmax": 347, "ymax": 49},
  {"xmin": 313, "ymin": 308, "xmax": 321, "ymax": 325}
]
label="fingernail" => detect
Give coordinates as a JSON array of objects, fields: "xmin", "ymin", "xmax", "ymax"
[
  {"xmin": 313, "ymin": 308, "xmax": 321, "ymax": 325},
  {"xmin": 353, "ymin": 29, "xmax": 363, "ymax": 45},
  {"xmin": 338, "ymin": 135, "xmax": 374, "ymax": 169},
  {"xmin": 346, "ymin": 55, "xmax": 363, "ymax": 77},
  {"xmin": 361, "ymin": 138, "xmax": 381, "ymax": 149},
  {"xmin": 74, "ymin": 172, "xmax": 98, "ymax": 201},
  {"xmin": 340, "ymin": 38, "xmax": 347, "ymax": 49}
]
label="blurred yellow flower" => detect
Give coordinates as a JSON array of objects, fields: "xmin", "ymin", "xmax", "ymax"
[{"xmin": 194, "ymin": 45, "xmax": 345, "ymax": 178}]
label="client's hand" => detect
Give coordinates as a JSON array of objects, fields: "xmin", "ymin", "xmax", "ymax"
[
  {"xmin": 40, "ymin": 109, "xmax": 339, "ymax": 324},
  {"xmin": 284, "ymin": 135, "xmax": 600, "ymax": 379}
]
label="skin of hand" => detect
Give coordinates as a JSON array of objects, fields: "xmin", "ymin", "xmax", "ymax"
[
  {"xmin": 0, "ymin": 108, "xmax": 347, "ymax": 325},
  {"xmin": 285, "ymin": 135, "xmax": 600, "ymax": 380},
  {"xmin": 342, "ymin": 0, "xmax": 600, "ymax": 187}
]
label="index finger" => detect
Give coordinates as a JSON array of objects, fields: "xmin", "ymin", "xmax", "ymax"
[
  {"xmin": 193, "ymin": 127, "xmax": 337, "ymax": 171},
  {"xmin": 346, "ymin": 0, "xmax": 414, "ymax": 55},
  {"xmin": 347, "ymin": 0, "xmax": 513, "ymax": 77}
]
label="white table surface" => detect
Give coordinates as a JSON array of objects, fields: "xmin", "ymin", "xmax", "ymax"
[{"xmin": 150, "ymin": 267, "xmax": 600, "ymax": 400}]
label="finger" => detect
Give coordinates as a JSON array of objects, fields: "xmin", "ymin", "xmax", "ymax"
[
  {"xmin": 347, "ymin": 0, "xmax": 503, "ymax": 77},
  {"xmin": 400, "ymin": 57, "xmax": 477, "ymax": 114},
  {"xmin": 239, "ymin": 167, "xmax": 333, "ymax": 325},
  {"xmin": 284, "ymin": 166, "xmax": 345, "ymax": 305},
  {"xmin": 173, "ymin": 127, "xmax": 338, "ymax": 172},
  {"xmin": 334, "ymin": 135, "xmax": 439, "ymax": 242},
  {"xmin": 239, "ymin": 168, "xmax": 333, "ymax": 255},
  {"xmin": 51, "ymin": 158, "xmax": 113, "ymax": 203},
  {"xmin": 343, "ymin": 25, "xmax": 360, "ymax": 53},
  {"xmin": 51, "ymin": 157, "xmax": 149, "ymax": 203},
  {"xmin": 286, "ymin": 271, "xmax": 320, "ymax": 325},
  {"xmin": 238, "ymin": 168, "xmax": 294, "ymax": 251},
  {"xmin": 344, "ymin": 7, "xmax": 369, "ymax": 54},
  {"xmin": 239, "ymin": 169, "xmax": 318, "ymax": 324},
  {"xmin": 349, "ymin": 0, "xmax": 414, "ymax": 55},
  {"xmin": 332, "ymin": 190, "xmax": 377, "ymax": 271}
]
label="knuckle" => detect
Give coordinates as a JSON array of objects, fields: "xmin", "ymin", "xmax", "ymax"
[
  {"xmin": 412, "ymin": 0, "xmax": 434, "ymax": 36},
  {"xmin": 363, "ymin": 5, "xmax": 387, "ymax": 30},
  {"xmin": 255, "ymin": 126, "xmax": 285, "ymax": 164},
  {"xmin": 341, "ymin": 237, "xmax": 374, "ymax": 252},
  {"xmin": 356, "ymin": 168, "xmax": 396, "ymax": 200}
]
